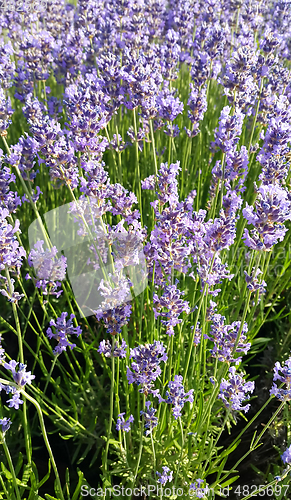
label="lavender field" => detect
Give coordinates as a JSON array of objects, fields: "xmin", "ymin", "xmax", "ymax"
[{"xmin": 0, "ymin": 0, "xmax": 291, "ymax": 498}]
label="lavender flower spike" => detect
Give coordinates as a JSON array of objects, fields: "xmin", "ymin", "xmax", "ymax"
[
  {"xmin": 46, "ymin": 312, "xmax": 82, "ymax": 355},
  {"xmin": 218, "ymin": 366, "xmax": 255, "ymax": 413},
  {"xmin": 270, "ymin": 356, "xmax": 291, "ymax": 401},
  {"xmin": 156, "ymin": 466, "xmax": 173, "ymax": 485},
  {"xmin": 98, "ymin": 339, "xmax": 127, "ymax": 358},
  {"xmin": 127, "ymin": 341, "xmax": 167, "ymax": 396},
  {"xmin": 189, "ymin": 479, "xmax": 210, "ymax": 498},
  {"xmin": 162, "ymin": 375, "xmax": 194, "ymax": 420},
  {"xmin": 281, "ymin": 445, "xmax": 291, "ymax": 465},
  {"xmin": 0, "ymin": 417, "xmax": 11, "ymax": 433},
  {"xmin": 140, "ymin": 401, "xmax": 158, "ymax": 436},
  {"xmin": 4, "ymin": 360, "xmax": 35, "ymax": 387},
  {"xmin": 116, "ymin": 413, "xmax": 134, "ymax": 432}
]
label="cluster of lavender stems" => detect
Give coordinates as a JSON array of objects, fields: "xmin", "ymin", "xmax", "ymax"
[{"xmin": 0, "ymin": 0, "xmax": 291, "ymax": 496}]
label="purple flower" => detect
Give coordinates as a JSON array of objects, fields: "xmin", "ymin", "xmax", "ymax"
[
  {"xmin": 98, "ymin": 338, "xmax": 127, "ymax": 358},
  {"xmin": 46, "ymin": 312, "xmax": 82, "ymax": 355},
  {"xmin": 270, "ymin": 357, "xmax": 291, "ymax": 401},
  {"xmin": 142, "ymin": 162, "xmax": 193, "ymax": 285},
  {"xmin": 205, "ymin": 315, "xmax": 251, "ymax": 364},
  {"xmin": 127, "ymin": 341, "xmax": 167, "ymax": 396},
  {"xmin": 156, "ymin": 466, "xmax": 173, "ymax": 485},
  {"xmin": 0, "ymin": 208, "xmax": 26, "ymax": 275},
  {"xmin": 160, "ymin": 375, "xmax": 194, "ymax": 420},
  {"xmin": 0, "ymin": 278, "xmax": 24, "ymax": 303},
  {"xmin": 243, "ymin": 183, "xmax": 291, "ymax": 251},
  {"xmin": 157, "ymin": 92, "xmax": 184, "ymax": 122},
  {"xmin": 213, "ymin": 106, "xmax": 245, "ymax": 153},
  {"xmin": 0, "ymin": 417, "xmax": 11, "ymax": 433},
  {"xmin": 140, "ymin": 401, "xmax": 158, "ymax": 436},
  {"xmin": 27, "ymin": 240, "xmax": 67, "ymax": 297},
  {"xmin": 0, "ymin": 334, "xmax": 5, "ymax": 364},
  {"xmin": 189, "ymin": 479, "xmax": 210, "ymax": 498},
  {"xmin": 191, "ymin": 322, "xmax": 202, "ymax": 347},
  {"xmin": 0, "ymin": 383, "xmax": 23, "ymax": 410},
  {"xmin": 4, "ymin": 360, "xmax": 35, "ymax": 387},
  {"xmin": 0, "ymin": 151, "xmax": 22, "ymax": 213},
  {"xmin": 212, "ymin": 147, "xmax": 249, "ymax": 193},
  {"xmin": 116, "ymin": 413, "xmax": 134, "ymax": 432},
  {"xmin": 94, "ymin": 275, "xmax": 133, "ymax": 335},
  {"xmin": 281, "ymin": 445, "xmax": 291, "ymax": 465},
  {"xmin": 0, "ymin": 88, "xmax": 13, "ymax": 136},
  {"xmin": 244, "ymin": 267, "xmax": 267, "ymax": 299},
  {"xmin": 153, "ymin": 281, "xmax": 190, "ymax": 336},
  {"xmin": 218, "ymin": 366, "xmax": 255, "ymax": 413},
  {"xmin": 6, "ymin": 392, "xmax": 23, "ymax": 410},
  {"xmin": 185, "ymin": 84, "xmax": 207, "ymax": 137},
  {"xmin": 141, "ymin": 175, "xmax": 156, "ymax": 191},
  {"xmin": 164, "ymin": 123, "xmax": 180, "ymax": 138},
  {"xmin": 222, "ymin": 46, "xmax": 259, "ymax": 112}
]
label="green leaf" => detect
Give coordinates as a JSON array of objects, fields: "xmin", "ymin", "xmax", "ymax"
[
  {"xmin": 22, "ymin": 464, "xmax": 33, "ymax": 487},
  {"xmin": 71, "ymin": 469, "xmax": 84, "ymax": 500},
  {"xmin": 1, "ymin": 462, "xmax": 12, "ymax": 480},
  {"xmin": 219, "ymin": 439, "xmax": 241, "ymax": 459},
  {"xmin": 219, "ymin": 475, "xmax": 240, "ymax": 488}
]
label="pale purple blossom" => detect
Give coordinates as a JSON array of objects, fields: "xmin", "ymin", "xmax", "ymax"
[{"xmin": 116, "ymin": 413, "xmax": 134, "ymax": 432}]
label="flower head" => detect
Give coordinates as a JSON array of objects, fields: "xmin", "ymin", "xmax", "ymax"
[
  {"xmin": 218, "ymin": 366, "xmax": 255, "ymax": 413},
  {"xmin": 140, "ymin": 401, "xmax": 158, "ymax": 436},
  {"xmin": 98, "ymin": 338, "xmax": 127, "ymax": 358},
  {"xmin": 189, "ymin": 479, "xmax": 210, "ymax": 498},
  {"xmin": 0, "ymin": 417, "xmax": 11, "ymax": 433},
  {"xmin": 270, "ymin": 357, "xmax": 291, "ymax": 401},
  {"xmin": 127, "ymin": 341, "xmax": 167, "ymax": 395},
  {"xmin": 46, "ymin": 312, "xmax": 81, "ymax": 355},
  {"xmin": 4, "ymin": 360, "xmax": 35, "ymax": 387},
  {"xmin": 116, "ymin": 413, "xmax": 134, "ymax": 432},
  {"xmin": 281, "ymin": 445, "xmax": 291, "ymax": 465},
  {"xmin": 156, "ymin": 466, "xmax": 173, "ymax": 485},
  {"xmin": 160, "ymin": 375, "xmax": 194, "ymax": 419}
]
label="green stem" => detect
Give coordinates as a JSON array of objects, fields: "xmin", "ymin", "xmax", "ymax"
[
  {"xmin": 133, "ymin": 107, "xmax": 143, "ymax": 227},
  {"xmin": 149, "ymin": 120, "xmax": 158, "ymax": 179},
  {"xmin": 103, "ymin": 338, "xmax": 116, "ymax": 480},
  {"xmin": 5, "ymin": 266, "xmax": 31, "ymax": 464},
  {"xmin": 21, "ymin": 389, "xmax": 65, "ymax": 500},
  {"xmin": 1, "ymin": 436, "xmax": 21, "ymax": 500},
  {"xmin": 174, "ymin": 418, "xmax": 184, "ymax": 487},
  {"xmin": 133, "ymin": 394, "xmax": 145, "ymax": 487}
]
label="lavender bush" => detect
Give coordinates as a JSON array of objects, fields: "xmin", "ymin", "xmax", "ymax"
[{"xmin": 0, "ymin": 0, "xmax": 291, "ymax": 498}]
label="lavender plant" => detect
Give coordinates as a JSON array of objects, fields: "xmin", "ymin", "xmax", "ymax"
[{"xmin": 0, "ymin": 0, "xmax": 291, "ymax": 499}]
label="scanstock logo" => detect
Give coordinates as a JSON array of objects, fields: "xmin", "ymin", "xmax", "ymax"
[{"xmin": 28, "ymin": 196, "xmax": 148, "ymax": 317}]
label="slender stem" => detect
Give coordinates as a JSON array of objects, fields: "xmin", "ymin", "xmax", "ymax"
[
  {"xmin": 103, "ymin": 338, "xmax": 116, "ymax": 485},
  {"xmin": 5, "ymin": 266, "xmax": 31, "ymax": 464},
  {"xmin": 248, "ymin": 77, "xmax": 264, "ymax": 154},
  {"xmin": 43, "ymin": 355, "xmax": 59, "ymax": 396},
  {"xmin": 133, "ymin": 394, "xmax": 145, "ymax": 487},
  {"xmin": 133, "ymin": 107, "xmax": 143, "ymax": 227},
  {"xmin": 149, "ymin": 120, "xmax": 158, "ymax": 178},
  {"xmin": 150, "ymin": 432, "xmax": 157, "ymax": 487},
  {"xmin": 174, "ymin": 418, "xmax": 184, "ymax": 487},
  {"xmin": 1, "ymin": 436, "xmax": 21, "ymax": 500},
  {"xmin": 21, "ymin": 389, "xmax": 65, "ymax": 500}
]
